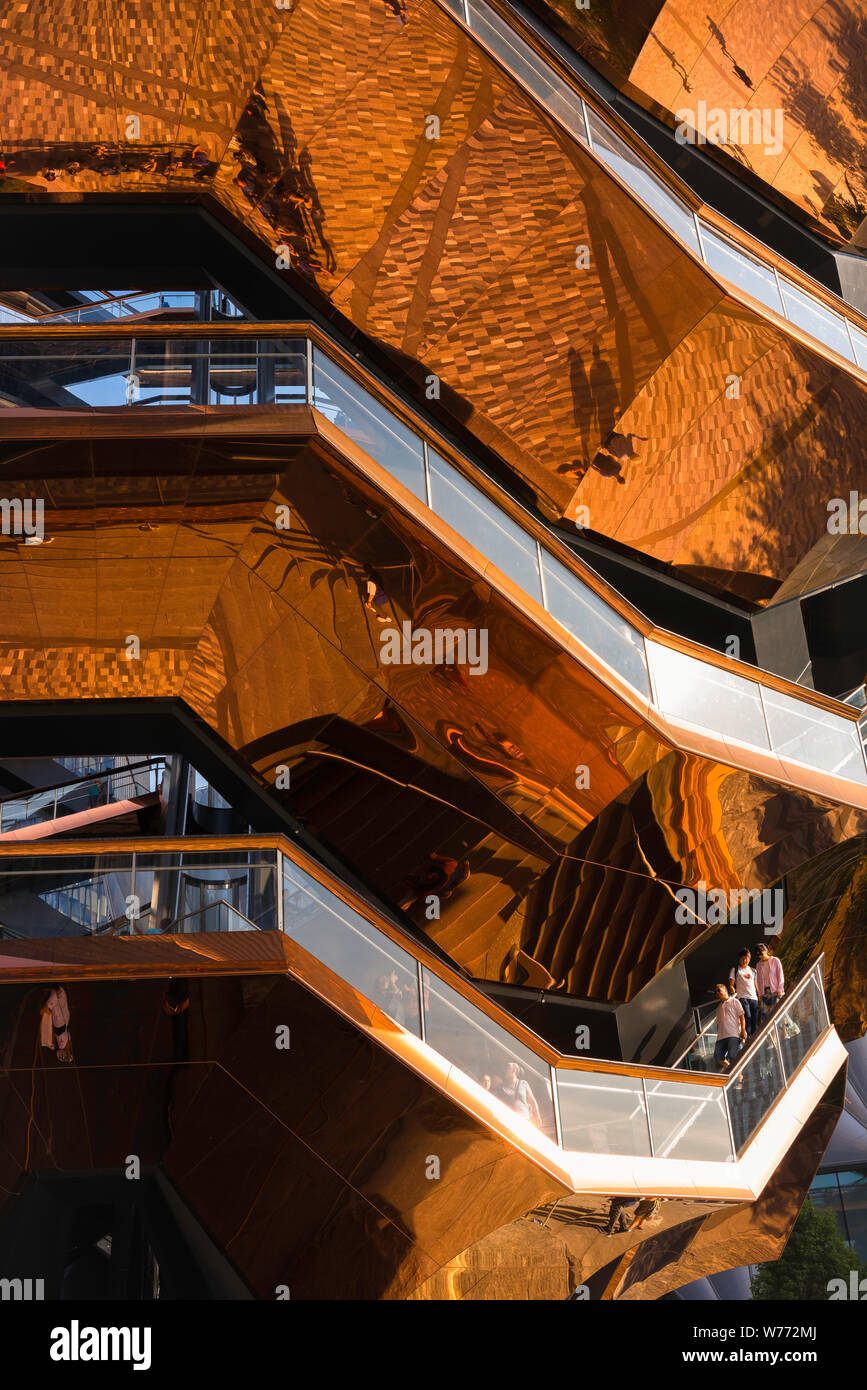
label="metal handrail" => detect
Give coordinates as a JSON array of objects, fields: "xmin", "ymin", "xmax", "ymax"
[
  {"xmin": 0, "ymin": 756, "xmax": 164, "ymax": 805},
  {"xmin": 0, "ymin": 833, "xmax": 838, "ymax": 1168},
  {"xmin": 164, "ymin": 899, "xmax": 262, "ymax": 934},
  {"xmin": 0, "ymin": 833, "xmax": 832, "ymax": 1084},
  {"xmin": 0, "ymin": 757, "xmax": 165, "ymax": 835},
  {"xmin": 1, "ymin": 320, "xmax": 859, "ymax": 736}
]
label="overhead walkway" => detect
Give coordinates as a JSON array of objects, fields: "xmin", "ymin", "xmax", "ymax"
[
  {"xmin": 0, "ymin": 757, "xmax": 165, "ymax": 841},
  {"xmin": 0, "ymin": 834, "xmax": 845, "ymax": 1202}
]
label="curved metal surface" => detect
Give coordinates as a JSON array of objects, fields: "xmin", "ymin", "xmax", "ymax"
[{"xmin": 1, "ymin": 2, "xmax": 866, "ymax": 599}]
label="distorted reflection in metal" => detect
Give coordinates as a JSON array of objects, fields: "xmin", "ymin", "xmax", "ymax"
[{"xmin": 1, "ymin": 1, "xmax": 866, "ymax": 602}]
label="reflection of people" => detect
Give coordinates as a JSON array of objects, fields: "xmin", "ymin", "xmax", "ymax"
[
  {"xmin": 364, "ymin": 570, "xmax": 393, "ymax": 622},
  {"xmin": 604, "ymin": 1196, "xmax": 637, "ymax": 1235},
  {"xmin": 40, "ymin": 985, "xmax": 73, "ymax": 1062},
  {"xmin": 628, "ymin": 1197, "xmax": 661, "ymax": 1231},
  {"xmin": 377, "ymin": 970, "xmax": 408, "ymax": 1026},
  {"xmin": 498, "ymin": 1062, "xmax": 542, "ymax": 1126},
  {"xmin": 713, "ymin": 983, "xmax": 745, "ymax": 1071}
]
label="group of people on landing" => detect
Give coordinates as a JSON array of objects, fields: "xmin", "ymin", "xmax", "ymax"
[{"xmin": 713, "ymin": 942, "xmax": 785, "ymax": 1071}]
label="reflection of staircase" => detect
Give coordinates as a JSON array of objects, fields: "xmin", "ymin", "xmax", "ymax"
[
  {"xmin": 522, "ymin": 782, "xmax": 690, "ymax": 1000},
  {"xmin": 288, "ymin": 754, "xmax": 548, "ymax": 979}
]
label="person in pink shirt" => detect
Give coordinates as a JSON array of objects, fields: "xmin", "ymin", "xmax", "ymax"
[{"xmin": 755, "ymin": 942, "xmax": 784, "ymax": 1017}]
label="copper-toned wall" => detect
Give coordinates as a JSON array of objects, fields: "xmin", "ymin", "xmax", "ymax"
[
  {"xmin": 0, "ymin": 428, "xmax": 865, "ymax": 997},
  {"xmin": 0, "ymin": 973, "xmax": 569, "ymax": 1299},
  {"xmin": 1, "ymin": 2, "xmax": 866, "ymax": 600}
]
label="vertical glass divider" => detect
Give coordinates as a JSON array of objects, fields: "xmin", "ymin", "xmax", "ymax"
[
  {"xmin": 845, "ymin": 317, "xmax": 859, "ymax": 364},
  {"xmin": 642, "ymin": 1077, "xmax": 654, "ymax": 1156},
  {"xmin": 769, "ymin": 1012, "xmax": 787, "ymax": 1085},
  {"xmin": 757, "ymin": 686, "xmax": 775, "ymax": 753},
  {"xmin": 581, "ymin": 97, "xmax": 593, "ymax": 149},
  {"xmin": 550, "ymin": 1066, "xmax": 563, "ymax": 1147},
  {"xmin": 536, "ymin": 541, "xmax": 548, "ymax": 610},
  {"xmin": 642, "ymin": 637, "xmax": 658, "ymax": 707},
  {"xmin": 305, "ymin": 338, "xmax": 314, "ymax": 405},
  {"xmin": 723, "ymin": 1084, "xmax": 737, "ymax": 1161},
  {"xmin": 693, "ymin": 211, "xmax": 706, "ymax": 262},
  {"xmin": 417, "ymin": 960, "xmax": 426, "ymax": 1041},
  {"xmin": 772, "ymin": 265, "xmax": 786, "ymax": 318},
  {"xmin": 276, "ymin": 851, "xmax": 284, "ymax": 935},
  {"xmin": 422, "ymin": 439, "xmax": 433, "ymax": 509}
]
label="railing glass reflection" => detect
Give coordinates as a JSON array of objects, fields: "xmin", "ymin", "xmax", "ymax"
[
  {"xmin": 3, "ymin": 326, "xmax": 864, "ymax": 785},
  {"xmin": 0, "ymin": 839, "xmax": 832, "ymax": 1163}
]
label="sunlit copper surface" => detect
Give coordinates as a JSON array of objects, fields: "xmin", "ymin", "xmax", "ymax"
[
  {"xmin": 0, "ymin": 974, "xmax": 568, "ymax": 1299},
  {"xmin": 0, "ymin": 389, "xmax": 865, "ymax": 995},
  {"xmin": 407, "ymin": 1061, "xmax": 845, "ymax": 1298},
  {"xmin": 515, "ymin": 0, "xmax": 867, "ymax": 246},
  {"xmin": 1, "ymin": 3, "xmax": 866, "ymax": 600},
  {"xmin": 776, "ymin": 835, "xmax": 867, "ymax": 1043}
]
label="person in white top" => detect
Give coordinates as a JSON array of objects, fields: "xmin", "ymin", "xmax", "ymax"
[{"xmin": 729, "ymin": 948, "xmax": 759, "ymax": 1037}]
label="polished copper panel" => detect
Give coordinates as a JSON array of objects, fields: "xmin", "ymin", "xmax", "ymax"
[
  {"xmin": 1, "ymin": 0, "xmax": 866, "ymax": 599},
  {"xmin": 515, "ymin": 0, "xmax": 867, "ymax": 245},
  {"xmin": 777, "ymin": 834, "xmax": 867, "ymax": 1043},
  {"xmin": 0, "ymin": 410, "xmax": 865, "ymax": 996},
  {"xmin": 0, "ymin": 973, "xmax": 566, "ymax": 1298}
]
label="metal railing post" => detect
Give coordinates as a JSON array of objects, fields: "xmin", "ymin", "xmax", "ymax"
[
  {"xmin": 642, "ymin": 1077, "xmax": 654, "ymax": 1156},
  {"xmin": 417, "ymin": 960, "xmax": 426, "ymax": 1042},
  {"xmin": 550, "ymin": 1065, "xmax": 563, "ymax": 1147},
  {"xmin": 276, "ymin": 851, "xmax": 284, "ymax": 935},
  {"xmin": 723, "ymin": 1088, "xmax": 738, "ymax": 1162},
  {"xmin": 305, "ymin": 337, "xmax": 314, "ymax": 405}
]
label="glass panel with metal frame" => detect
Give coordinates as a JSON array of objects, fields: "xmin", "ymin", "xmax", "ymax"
[
  {"xmin": 586, "ymin": 111, "xmax": 701, "ymax": 253},
  {"xmin": 312, "ymin": 347, "xmax": 427, "ymax": 502},
  {"xmin": 645, "ymin": 1075, "xmax": 734, "ymax": 1161},
  {"xmin": 428, "ymin": 449, "xmax": 543, "ymax": 601},
  {"xmin": 646, "ymin": 640, "xmax": 770, "ymax": 747},
  {"xmin": 778, "ymin": 278, "xmax": 856, "ymax": 363},
  {"xmin": 556, "ymin": 1068, "xmax": 651, "ymax": 1155},
  {"xmin": 727, "ymin": 1031, "xmax": 786, "ymax": 1154},
  {"xmin": 282, "ymin": 857, "xmax": 422, "ymax": 1036},
  {"xmin": 774, "ymin": 970, "xmax": 827, "ymax": 1080},
  {"xmin": 421, "ymin": 966, "xmax": 557, "ymax": 1141},
  {"xmin": 464, "ymin": 0, "xmax": 589, "ymax": 140},
  {"xmin": 675, "ymin": 1015, "xmax": 719, "ymax": 1073},
  {"xmin": 541, "ymin": 552, "xmax": 651, "ymax": 697},
  {"xmin": 0, "ymin": 337, "xmax": 134, "ymax": 407},
  {"xmin": 761, "ymin": 687, "xmax": 867, "ymax": 783},
  {"xmin": 850, "ymin": 323, "xmax": 867, "ymax": 371},
  {"xmin": 697, "ymin": 224, "xmax": 784, "ymax": 316}
]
